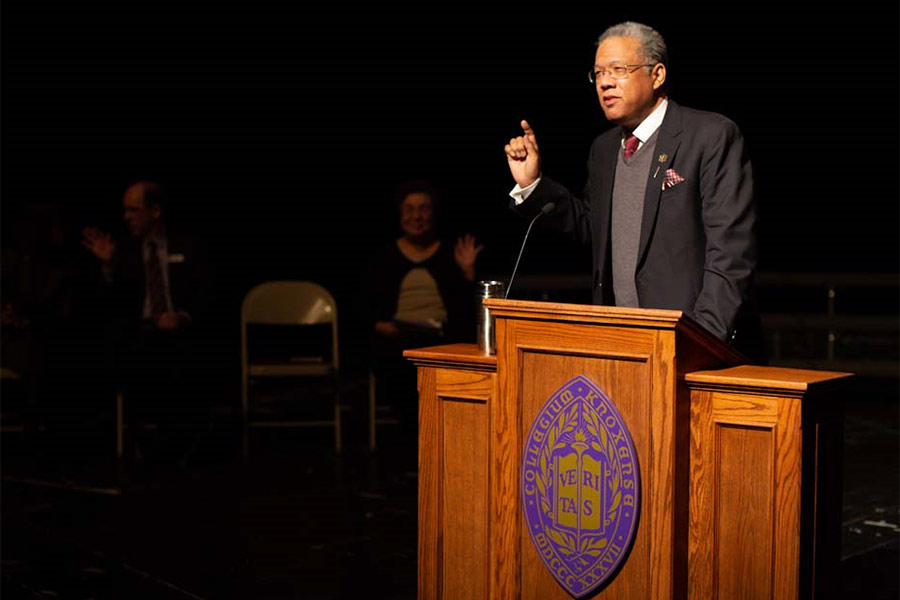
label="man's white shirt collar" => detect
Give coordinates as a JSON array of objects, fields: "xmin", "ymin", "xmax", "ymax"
[{"xmin": 628, "ymin": 98, "xmax": 668, "ymax": 146}]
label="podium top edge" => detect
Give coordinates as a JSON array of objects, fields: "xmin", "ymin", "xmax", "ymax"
[
  {"xmin": 403, "ymin": 343, "xmax": 497, "ymax": 369},
  {"xmin": 482, "ymin": 298, "xmax": 684, "ymax": 325},
  {"xmin": 481, "ymin": 298, "xmax": 747, "ymax": 363},
  {"xmin": 685, "ymin": 365, "xmax": 854, "ymax": 391}
]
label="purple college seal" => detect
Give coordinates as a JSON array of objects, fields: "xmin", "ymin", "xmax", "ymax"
[{"xmin": 521, "ymin": 375, "xmax": 640, "ymax": 597}]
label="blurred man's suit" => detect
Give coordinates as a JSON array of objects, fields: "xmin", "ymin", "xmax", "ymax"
[{"xmin": 106, "ymin": 231, "xmax": 212, "ymax": 456}]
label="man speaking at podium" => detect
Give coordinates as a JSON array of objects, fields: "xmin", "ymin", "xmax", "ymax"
[{"xmin": 505, "ymin": 21, "xmax": 763, "ymax": 361}]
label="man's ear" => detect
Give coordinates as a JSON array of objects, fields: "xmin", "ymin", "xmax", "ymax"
[{"xmin": 651, "ymin": 63, "xmax": 667, "ymax": 91}]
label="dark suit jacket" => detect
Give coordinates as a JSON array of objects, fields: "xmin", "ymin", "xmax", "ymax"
[
  {"xmin": 107, "ymin": 231, "xmax": 212, "ymax": 331},
  {"xmin": 514, "ymin": 100, "xmax": 761, "ymax": 356},
  {"xmin": 97, "ymin": 230, "xmax": 214, "ymax": 397}
]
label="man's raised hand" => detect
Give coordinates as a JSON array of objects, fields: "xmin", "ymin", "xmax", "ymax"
[
  {"xmin": 504, "ymin": 119, "xmax": 541, "ymax": 188},
  {"xmin": 81, "ymin": 227, "xmax": 117, "ymax": 263}
]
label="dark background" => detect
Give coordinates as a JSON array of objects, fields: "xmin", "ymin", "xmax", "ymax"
[
  {"xmin": 2, "ymin": 5, "xmax": 898, "ymax": 598},
  {"xmin": 4, "ymin": 0, "xmax": 898, "ymax": 374}
]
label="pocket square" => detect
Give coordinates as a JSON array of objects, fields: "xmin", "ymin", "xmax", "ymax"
[
  {"xmin": 168, "ymin": 253, "xmax": 186, "ymax": 263},
  {"xmin": 661, "ymin": 168, "xmax": 685, "ymax": 191}
]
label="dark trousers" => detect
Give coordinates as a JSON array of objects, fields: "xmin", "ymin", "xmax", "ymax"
[{"xmin": 117, "ymin": 322, "xmax": 203, "ymax": 458}]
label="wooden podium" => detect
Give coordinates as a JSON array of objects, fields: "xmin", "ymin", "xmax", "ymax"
[{"xmin": 405, "ymin": 300, "xmax": 850, "ymax": 600}]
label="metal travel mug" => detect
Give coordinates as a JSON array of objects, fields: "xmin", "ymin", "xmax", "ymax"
[{"xmin": 476, "ymin": 280, "xmax": 505, "ymax": 355}]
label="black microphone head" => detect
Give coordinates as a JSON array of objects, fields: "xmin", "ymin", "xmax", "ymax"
[{"xmin": 541, "ymin": 202, "xmax": 556, "ymax": 214}]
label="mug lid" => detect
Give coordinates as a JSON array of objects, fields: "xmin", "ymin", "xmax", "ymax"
[{"xmin": 476, "ymin": 280, "xmax": 505, "ymax": 296}]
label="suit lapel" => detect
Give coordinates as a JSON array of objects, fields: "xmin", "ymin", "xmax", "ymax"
[
  {"xmin": 595, "ymin": 131, "xmax": 621, "ymax": 261},
  {"xmin": 636, "ymin": 100, "xmax": 682, "ymax": 268}
]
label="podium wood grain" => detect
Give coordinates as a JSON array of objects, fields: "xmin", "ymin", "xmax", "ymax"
[
  {"xmin": 407, "ymin": 302, "xmax": 848, "ymax": 600},
  {"xmin": 687, "ymin": 366, "xmax": 850, "ymax": 600},
  {"xmin": 410, "ymin": 348, "xmax": 497, "ymax": 600}
]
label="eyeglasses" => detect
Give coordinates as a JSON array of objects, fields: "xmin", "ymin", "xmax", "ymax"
[{"xmin": 588, "ymin": 64, "xmax": 654, "ymax": 83}]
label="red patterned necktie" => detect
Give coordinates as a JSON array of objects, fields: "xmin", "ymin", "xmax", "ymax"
[
  {"xmin": 146, "ymin": 240, "xmax": 167, "ymax": 317},
  {"xmin": 624, "ymin": 134, "xmax": 639, "ymax": 159}
]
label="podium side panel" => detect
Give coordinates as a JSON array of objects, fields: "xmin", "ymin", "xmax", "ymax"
[
  {"xmin": 438, "ymin": 369, "xmax": 491, "ymax": 600},
  {"xmin": 688, "ymin": 389, "xmax": 715, "ymax": 599},
  {"xmin": 690, "ymin": 390, "xmax": 793, "ymax": 600},
  {"xmin": 773, "ymin": 397, "xmax": 802, "ymax": 600},
  {"xmin": 419, "ymin": 367, "xmax": 440, "ymax": 600},
  {"xmin": 803, "ymin": 391, "xmax": 843, "ymax": 600},
  {"xmin": 491, "ymin": 321, "xmax": 520, "ymax": 599},
  {"xmin": 716, "ymin": 423, "xmax": 775, "ymax": 599}
]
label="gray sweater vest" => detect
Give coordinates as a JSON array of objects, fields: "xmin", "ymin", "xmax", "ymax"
[{"xmin": 611, "ymin": 129, "xmax": 659, "ymax": 307}]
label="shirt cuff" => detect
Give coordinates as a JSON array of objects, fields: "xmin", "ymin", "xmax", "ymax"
[{"xmin": 509, "ymin": 177, "xmax": 542, "ymax": 205}]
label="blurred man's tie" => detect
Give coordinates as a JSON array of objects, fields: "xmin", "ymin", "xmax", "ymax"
[{"xmin": 147, "ymin": 240, "xmax": 167, "ymax": 317}]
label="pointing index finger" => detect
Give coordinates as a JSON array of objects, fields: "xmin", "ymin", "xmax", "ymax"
[{"xmin": 521, "ymin": 119, "xmax": 539, "ymax": 151}]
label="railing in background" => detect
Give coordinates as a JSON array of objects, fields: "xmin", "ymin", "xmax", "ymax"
[
  {"xmin": 758, "ymin": 272, "xmax": 898, "ymax": 378},
  {"xmin": 498, "ymin": 272, "xmax": 899, "ymax": 377}
]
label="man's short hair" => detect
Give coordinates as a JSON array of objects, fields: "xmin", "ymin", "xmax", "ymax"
[{"xmin": 597, "ymin": 21, "xmax": 668, "ymax": 70}]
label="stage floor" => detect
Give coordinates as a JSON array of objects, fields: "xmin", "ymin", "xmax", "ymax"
[{"xmin": 2, "ymin": 373, "xmax": 896, "ymax": 599}]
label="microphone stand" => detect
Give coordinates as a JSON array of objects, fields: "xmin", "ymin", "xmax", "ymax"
[{"xmin": 505, "ymin": 202, "xmax": 555, "ymax": 299}]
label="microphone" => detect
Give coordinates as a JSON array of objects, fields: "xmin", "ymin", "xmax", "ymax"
[{"xmin": 505, "ymin": 202, "xmax": 555, "ymax": 299}]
